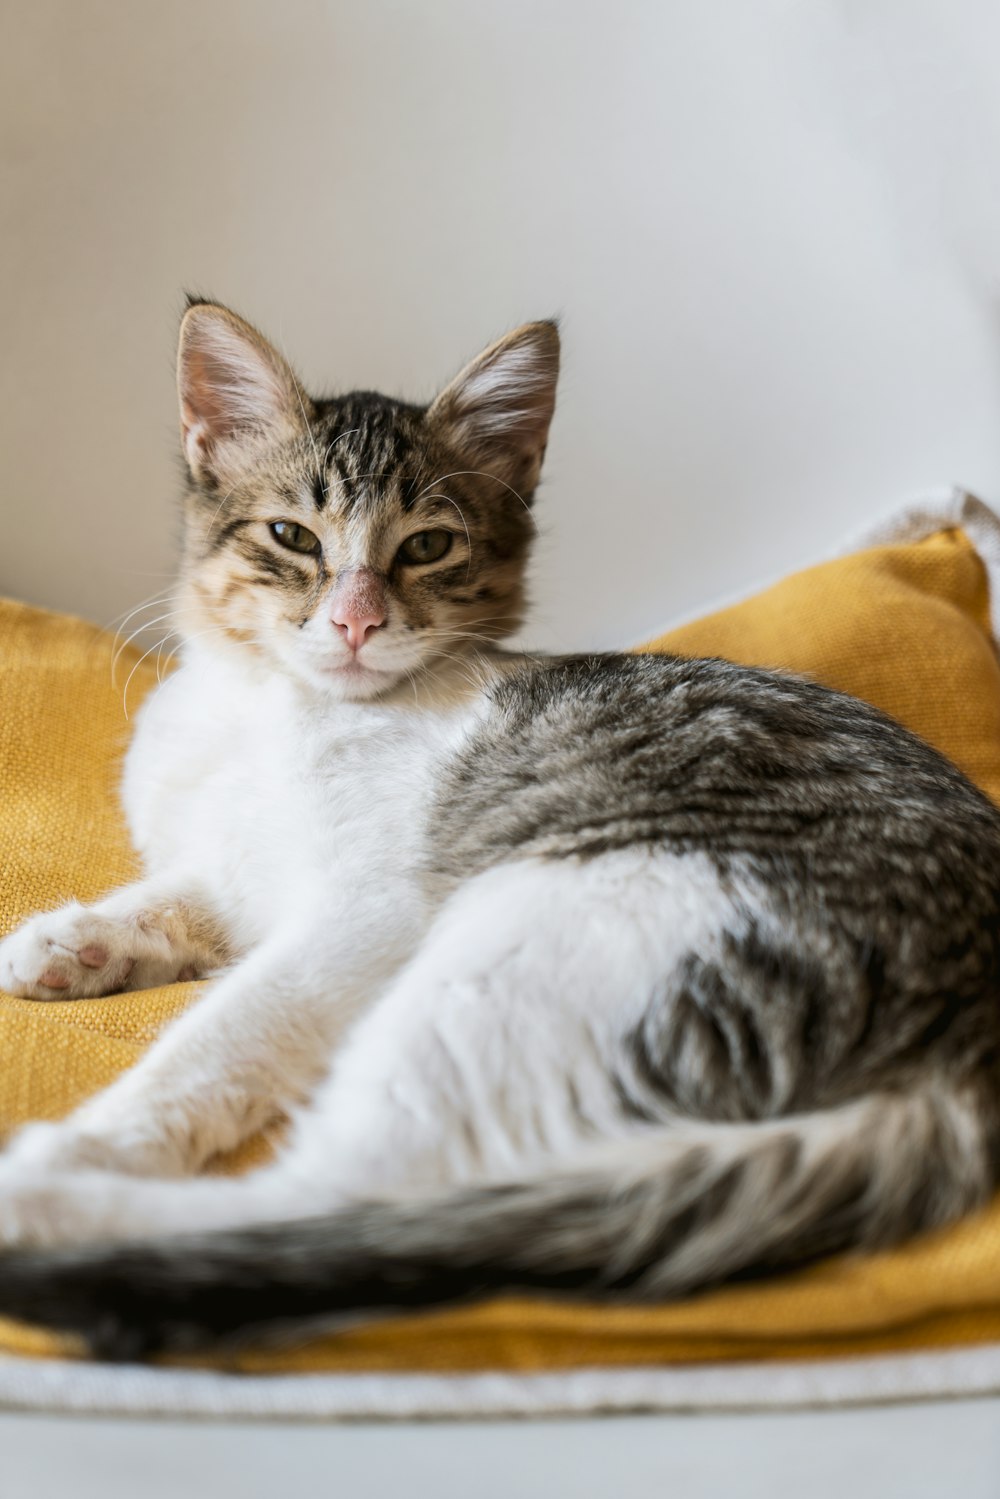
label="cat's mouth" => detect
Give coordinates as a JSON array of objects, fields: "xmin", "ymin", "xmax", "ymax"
[
  {"xmin": 309, "ymin": 654, "xmax": 404, "ymax": 697},
  {"xmin": 319, "ymin": 655, "xmax": 395, "ymax": 678}
]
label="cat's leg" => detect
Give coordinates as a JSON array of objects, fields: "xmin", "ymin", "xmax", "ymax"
[
  {"xmin": 283, "ymin": 849, "xmax": 739, "ymax": 1198},
  {"xmin": 1, "ymin": 902, "xmax": 423, "ymax": 1183},
  {"xmin": 0, "ymin": 877, "xmax": 229, "ymax": 1001}
]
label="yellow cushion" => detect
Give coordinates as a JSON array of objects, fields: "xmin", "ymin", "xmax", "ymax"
[{"xmin": 3, "ymin": 525, "xmax": 1000, "ymax": 1372}]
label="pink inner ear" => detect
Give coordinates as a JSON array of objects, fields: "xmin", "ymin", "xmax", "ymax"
[
  {"xmin": 177, "ymin": 310, "xmax": 308, "ymax": 482},
  {"xmin": 179, "ymin": 402, "xmax": 211, "ymax": 470},
  {"xmin": 181, "ymin": 348, "xmax": 238, "ymax": 438},
  {"xmin": 431, "ymin": 326, "xmax": 559, "ymax": 475}
]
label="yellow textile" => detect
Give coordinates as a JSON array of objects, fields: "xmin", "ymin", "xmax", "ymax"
[{"xmin": 2, "ymin": 526, "xmax": 1000, "ymax": 1373}]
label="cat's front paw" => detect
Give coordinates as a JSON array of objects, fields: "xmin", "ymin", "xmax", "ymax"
[{"xmin": 0, "ymin": 904, "xmax": 193, "ymax": 1000}]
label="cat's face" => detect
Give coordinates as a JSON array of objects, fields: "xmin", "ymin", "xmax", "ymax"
[{"xmin": 175, "ymin": 303, "xmax": 559, "ymax": 700}]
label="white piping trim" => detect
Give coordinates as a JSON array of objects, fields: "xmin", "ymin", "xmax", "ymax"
[
  {"xmin": 1, "ymin": 1344, "xmax": 1000, "ymax": 1421},
  {"xmin": 843, "ymin": 486, "xmax": 1000, "ymax": 639}
]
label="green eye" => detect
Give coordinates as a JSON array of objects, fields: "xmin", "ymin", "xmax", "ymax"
[
  {"xmin": 397, "ymin": 530, "xmax": 453, "ymax": 566},
  {"xmin": 269, "ymin": 521, "xmax": 321, "ymax": 555}
]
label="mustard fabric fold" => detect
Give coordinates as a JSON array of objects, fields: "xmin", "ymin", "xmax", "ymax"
[{"xmin": 3, "ymin": 526, "xmax": 1000, "ymax": 1372}]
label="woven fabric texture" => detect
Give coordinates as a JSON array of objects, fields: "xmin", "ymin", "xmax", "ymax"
[{"xmin": 2, "ymin": 526, "xmax": 1000, "ymax": 1372}]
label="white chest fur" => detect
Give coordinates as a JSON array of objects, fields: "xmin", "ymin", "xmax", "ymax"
[{"xmin": 122, "ymin": 647, "xmax": 484, "ymax": 950}]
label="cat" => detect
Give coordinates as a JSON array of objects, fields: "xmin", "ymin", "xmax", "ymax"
[{"xmin": 1, "ymin": 299, "xmax": 1000, "ymax": 1360}]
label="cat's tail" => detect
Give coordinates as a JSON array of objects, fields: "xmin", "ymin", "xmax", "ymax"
[{"xmin": 0, "ymin": 1081, "xmax": 993, "ymax": 1360}]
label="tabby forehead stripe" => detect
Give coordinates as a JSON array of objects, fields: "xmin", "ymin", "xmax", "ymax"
[
  {"xmin": 329, "ymin": 451, "xmax": 358, "ymax": 508},
  {"xmin": 206, "ymin": 517, "xmax": 255, "ymax": 555},
  {"xmin": 234, "ymin": 540, "xmax": 312, "ymax": 581}
]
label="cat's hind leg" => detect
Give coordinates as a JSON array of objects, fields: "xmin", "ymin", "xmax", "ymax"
[{"xmin": 282, "ymin": 848, "xmax": 744, "ymax": 1200}]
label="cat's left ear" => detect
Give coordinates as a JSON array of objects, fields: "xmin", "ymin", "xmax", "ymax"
[{"xmin": 427, "ymin": 321, "xmax": 560, "ymax": 497}]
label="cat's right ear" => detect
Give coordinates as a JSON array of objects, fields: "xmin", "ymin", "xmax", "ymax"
[{"xmin": 177, "ymin": 301, "xmax": 313, "ymax": 487}]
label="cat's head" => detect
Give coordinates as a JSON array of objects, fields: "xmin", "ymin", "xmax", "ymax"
[{"xmin": 175, "ymin": 301, "xmax": 559, "ymax": 700}]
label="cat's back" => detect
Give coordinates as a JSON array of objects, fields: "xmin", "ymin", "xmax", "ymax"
[{"xmin": 430, "ymin": 651, "xmax": 1000, "ymax": 910}]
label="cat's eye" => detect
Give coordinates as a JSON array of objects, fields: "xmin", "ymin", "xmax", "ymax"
[
  {"xmin": 397, "ymin": 530, "xmax": 453, "ymax": 566},
  {"xmin": 269, "ymin": 521, "xmax": 321, "ymax": 555}
]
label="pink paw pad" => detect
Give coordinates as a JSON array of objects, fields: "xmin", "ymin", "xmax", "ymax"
[
  {"xmin": 77, "ymin": 945, "xmax": 109, "ymax": 969},
  {"xmin": 38, "ymin": 967, "xmax": 70, "ymax": 990}
]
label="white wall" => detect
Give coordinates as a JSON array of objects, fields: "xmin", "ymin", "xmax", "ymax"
[{"xmin": 4, "ymin": 0, "xmax": 1000, "ymax": 654}]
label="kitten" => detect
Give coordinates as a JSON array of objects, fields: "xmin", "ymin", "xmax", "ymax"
[{"xmin": 1, "ymin": 302, "xmax": 999, "ymax": 1359}]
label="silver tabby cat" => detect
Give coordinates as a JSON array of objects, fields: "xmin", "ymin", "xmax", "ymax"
[{"xmin": 0, "ymin": 301, "xmax": 999, "ymax": 1358}]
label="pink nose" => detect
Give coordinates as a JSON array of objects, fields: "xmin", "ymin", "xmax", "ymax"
[
  {"xmin": 332, "ymin": 609, "xmax": 386, "ymax": 652},
  {"xmin": 329, "ymin": 569, "xmax": 387, "ymax": 652}
]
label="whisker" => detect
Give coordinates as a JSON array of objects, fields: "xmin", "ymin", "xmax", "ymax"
[
  {"xmin": 122, "ymin": 635, "xmax": 178, "ymax": 720},
  {"xmin": 410, "ymin": 469, "xmax": 536, "ymax": 528},
  {"xmin": 315, "ymin": 434, "xmax": 366, "ymax": 507},
  {"xmin": 418, "ymin": 633, "xmax": 506, "ymax": 650},
  {"xmin": 105, "ymin": 590, "xmax": 177, "ymax": 636},
  {"xmin": 419, "ymin": 616, "xmax": 518, "ymax": 635},
  {"xmin": 416, "ymin": 618, "xmax": 522, "ymax": 646},
  {"xmin": 400, "ymin": 663, "xmax": 422, "ymax": 708},
  {"xmin": 205, "ymin": 480, "xmax": 244, "ymax": 539},
  {"xmin": 322, "ymin": 429, "xmax": 360, "ymax": 466},
  {"xmin": 131, "ymin": 623, "xmax": 234, "ymax": 714},
  {"xmin": 417, "ymin": 492, "xmax": 473, "ymax": 577},
  {"xmin": 112, "ymin": 610, "xmax": 186, "ymax": 686},
  {"xmin": 414, "ymin": 646, "xmax": 495, "ymax": 696},
  {"xmin": 155, "ymin": 632, "xmax": 175, "ymax": 685}
]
